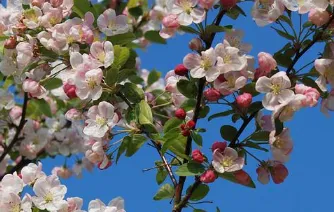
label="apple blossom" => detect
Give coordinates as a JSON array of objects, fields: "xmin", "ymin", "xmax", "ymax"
[
  {"xmin": 213, "ymin": 72, "xmax": 247, "ymax": 95},
  {"xmin": 258, "ymin": 52, "xmax": 277, "ymax": 73},
  {"xmin": 321, "ymin": 89, "xmax": 334, "ymax": 116},
  {"xmin": 75, "ymin": 68, "xmax": 103, "ymax": 101},
  {"xmin": 255, "ymin": 71, "xmax": 294, "ymax": 110},
  {"xmin": 251, "ymin": 0, "xmax": 285, "ymax": 26},
  {"xmin": 212, "ymin": 148, "xmax": 244, "ymax": 173},
  {"xmin": 314, "ymin": 58, "xmax": 334, "ymax": 92},
  {"xmin": 22, "ymin": 7, "xmax": 42, "ymax": 29},
  {"xmin": 192, "ymin": 149, "xmax": 205, "ymax": 163},
  {"xmin": 236, "ymin": 92, "xmax": 252, "ymax": 108},
  {"xmin": 0, "ymin": 193, "xmax": 32, "ymax": 212},
  {"xmin": 272, "ymin": 94, "xmax": 305, "ymax": 122},
  {"xmin": 0, "ymin": 173, "xmax": 24, "ymax": 194},
  {"xmin": 21, "ymin": 162, "xmax": 46, "ymax": 185},
  {"xmin": 308, "ymin": 9, "xmax": 330, "ymax": 26},
  {"xmin": 211, "ymin": 141, "xmax": 227, "ymax": 153},
  {"xmin": 0, "ymin": 89, "xmax": 15, "ymax": 110},
  {"xmin": 295, "ymin": 84, "xmax": 320, "ymax": 107},
  {"xmin": 269, "ymin": 128, "xmax": 293, "ymax": 163},
  {"xmin": 282, "ymin": 0, "xmax": 328, "ymax": 14},
  {"xmin": 97, "ymin": 9, "xmax": 129, "ymax": 36},
  {"xmin": 204, "ymin": 88, "xmax": 221, "ymax": 101},
  {"xmin": 90, "ymin": 41, "xmax": 114, "ymax": 68},
  {"xmin": 224, "ymin": 29, "xmax": 252, "ymax": 55},
  {"xmin": 88, "ymin": 198, "xmax": 126, "ymax": 212},
  {"xmin": 171, "ymin": 0, "xmax": 206, "ymax": 26}
]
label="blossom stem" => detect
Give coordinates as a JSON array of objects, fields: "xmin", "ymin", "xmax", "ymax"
[{"xmin": 0, "ymin": 92, "xmax": 29, "ymax": 164}]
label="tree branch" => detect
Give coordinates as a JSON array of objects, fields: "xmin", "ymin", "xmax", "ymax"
[
  {"xmin": 0, "ymin": 92, "xmax": 29, "ymax": 163},
  {"xmin": 173, "ymin": 179, "xmax": 201, "ymax": 212}
]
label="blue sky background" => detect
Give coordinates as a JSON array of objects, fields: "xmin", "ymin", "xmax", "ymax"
[{"xmin": 3, "ymin": 1, "xmax": 334, "ymax": 211}]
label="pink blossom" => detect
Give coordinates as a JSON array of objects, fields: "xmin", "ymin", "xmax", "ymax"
[
  {"xmin": 97, "ymin": 9, "xmax": 129, "ymax": 36},
  {"xmin": 200, "ymin": 170, "xmax": 216, "ymax": 183},
  {"xmin": 236, "ymin": 93, "xmax": 252, "ymax": 108},
  {"xmin": 204, "ymin": 88, "xmax": 221, "ymax": 101},
  {"xmin": 258, "ymin": 52, "xmax": 277, "ymax": 73},
  {"xmin": 22, "ymin": 79, "xmax": 47, "ymax": 99},
  {"xmin": 269, "ymin": 128, "xmax": 293, "ymax": 162},
  {"xmin": 308, "ymin": 9, "xmax": 330, "ymax": 26},
  {"xmin": 162, "ymin": 14, "xmax": 180, "ymax": 28},
  {"xmin": 52, "ymin": 166, "xmax": 72, "ymax": 179},
  {"xmin": 295, "ymin": 84, "xmax": 320, "ymax": 107},
  {"xmin": 212, "ymin": 148, "xmax": 244, "ymax": 173}
]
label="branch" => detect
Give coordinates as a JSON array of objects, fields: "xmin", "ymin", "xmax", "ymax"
[
  {"xmin": 286, "ymin": 15, "xmax": 334, "ymax": 75},
  {"xmin": 0, "ymin": 92, "xmax": 29, "ymax": 163},
  {"xmin": 173, "ymin": 179, "xmax": 201, "ymax": 212}
]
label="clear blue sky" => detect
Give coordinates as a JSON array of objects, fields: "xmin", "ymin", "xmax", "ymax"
[{"xmin": 3, "ymin": 1, "xmax": 334, "ymax": 211}]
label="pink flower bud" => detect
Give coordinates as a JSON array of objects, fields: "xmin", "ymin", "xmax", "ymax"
[
  {"xmin": 98, "ymin": 157, "xmax": 112, "ymax": 170},
  {"xmin": 10, "ymin": 106, "xmax": 22, "ymax": 122},
  {"xmin": 200, "ymin": 170, "xmax": 216, "ymax": 183},
  {"xmin": 189, "ymin": 38, "xmax": 203, "ymax": 51},
  {"xmin": 254, "ymin": 68, "xmax": 268, "ymax": 80},
  {"xmin": 256, "ymin": 166, "xmax": 270, "ymax": 185},
  {"xmin": 199, "ymin": 0, "xmax": 215, "ymax": 9},
  {"xmin": 4, "ymin": 36, "xmax": 17, "ymax": 49},
  {"xmin": 220, "ymin": 0, "xmax": 237, "ymax": 9},
  {"xmin": 204, "ymin": 88, "xmax": 221, "ymax": 101},
  {"xmin": 32, "ymin": 120, "xmax": 40, "ymax": 130},
  {"xmin": 211, "ymin": 141, "xmax": 227, "ymax": 153},
  {"xmin": 236, "ymin": 92, "xmax": 252, "ymax": 108},
  {"xmin": 162, "ymin": 14, "xmax": 180, "ymax": 29},
  {"xmin": 175, "ymin": 108, "xmax": 186, "ymax": 119},
  {"xmin": 308, "ymin": 9, "xmax": 330, "ymax": 27},
  {"xmin": 31, "ymin": 0, "xmax": 45, "ymax": 7},
  {"xmin": 65, "ymin": 108, "xmax": 82, "ymax": 121},
  {"xmin": 174, "ymin": 64, "xmax": 188, "ymax": 76},
  {"xmin": 52, "ymin": 167, "xmax": 72, "ymax": 179},
  {"xmin": 22, "ymin": 79, "xmax": 46, "ymax": 98},
  {"xmin": 50, "ymin": 0, "xmax": 63, "ymax": 7},
  {"xmin": 258, "ymin": 52, "xmax": 277, "ymax": 73},
  {"xmin": 63, "ymin": 82, "xmax": 77, "ymax": 99},
  {"xmin": 295, "ymin": 84, "xmax": 320, "ymax": 107},
  {"xmin": 192, "ymin": 149, "xmax": 204, "ymax": 163},
  {"xmin": 270, "ymin": 163, "xmax": 288, "ymax": 184},
  {"xmin": 234, "ymin": 170, "xmax": 251, "ymax": 185}
]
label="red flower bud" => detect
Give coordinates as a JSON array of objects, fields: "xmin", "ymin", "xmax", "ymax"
[
  {"xmin": 192, "ymin": 149, "xmax": 204, "ymax": 163},
  {"xmin": 200, "ymin": 170, "xmax": 216, "ymax": 183},
  {"xmin": 174, "ymin": 64, "xmax": 188, "ymax": 76},
  {"xmin": 181, "ymin": 130, "xmax": 191, "ymax": 137},
  {"xmin": 234, "ymin": 170, "xmax": 251, "ymax": 185},
  {"xmin": 186, "ymin": 120, "xmax": 196, "ymax": 129},
  {"xmin": 236, "ymin": 93, "xmax": 252, "ymax": 108},
  {"xmin": 270, "ymin": 164, "xmax": 288, "ymax": 184},
  {"xmin": 220, "ymin": 0, "xmax": 237, "ymax": 9},
  {"xmin": 204, "ymin": 88, "xmax": 221, "ymax": 101},
  {"xmin": 175, "ymin": 108, "xmax": 186, "ymax": 119},
  {"xmin": 98, "ymin": 160, "xmax": 112, "ymax": 170},
  {"xmin": 63, "ymin": 83, "xmax": 77, "ymax": 99},
  {"xmin": 189, "ymin": 38, "xmax": 203, "ymax": 51},
  {"xmin": 4, "ymin": 36, "xmax": 17, "ymax": 49},
  {"xmin": 211, "ymin": 141, "xmax": 227, "ymax": 153}
]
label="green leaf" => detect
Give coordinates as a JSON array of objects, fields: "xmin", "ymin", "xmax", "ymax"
[
  {"xmin": 120, "ymin": 82, "xmax": 144, "ymax": 103},
  {"xmin": 240, "ymin": 82, "xmax": 260, "ymax": 97},
  {"xmin": 107, "ymin": 32, "xmax": 136, "ymax": 46},
  {"xmin": 216, "ymin": 207, "xmax": 221, "ymax": 212},
  {"xmin": 147, "ymin": 69, "xmax": 161, "ymax": 86},
  {"xmin": 116, "ymin": 137, "xmax": 129, "ymax": 163},
  {"xmin": 163, "ymin": 118, "xmax": 183, "ymax": 134},
  {"xmin": 249, "ymin": 131, "xmax": 270, "ymax": 141},
  {"xmin": 179, "ymin": 26, "xmax": 199, "ymax": 34},
  {"xmin": 205, "ymin": 25, "xmax": 232, "ymax": 34},
  {"xmin": 193, "ymin": 209, "xmax": 206, "ymax": 212},
  {"xmin": 274, "ymin": 52, "xmax": 293, "ymax": 68},
  {"xmin": 106, "ymin": 67, "xmax": 119, "ymax": 86},
  {"xmin": 118, "ymin": 69, "xmax": 137, "ymax": 82},
  {"xmin": 153, "ymin": 184, "xmax": 174, "ymax": 200},
  {"xmin": 177, "ymin": 79, "xmax": 197, "ymax": 98},
  {"xmin": 191, "ymin": 131, "xmax": 203, "ymax": 147},
  {"xmin": 273, "ymin": 28, "xmax": 295, "ymax": 41},
  {"xmin": 128, "ymin": 6, "xmax": 143, "ymax": 18},
  {"xmin": 144, "ymin": 31, "xmax": 166, "ymax": 44},
  {"xmin": 232, "ymin": 114, "xmax": 240, "ymax": 123},
  {"xmin": 138, "ymin": 100, "xmax": 153, "ymax": 124},
  {"xmin": 175, "ymin": 162, "xmax": 205, "ymax": 176},
  {"xmin": 112, "ymin": 46, "xmax": 130, "ymax": 70},
  {"xmin": 219, "ymin": 172, "xmax": 256, "ymax": 188},
  {"xmin": 41, "ymin": 78, "xmax": 62, "ymax": 90},
  {"xmin": 220, "ymin": 125, "xmax": 238, "ymax": 142},
  {"xmin": 72, "ymin": 0, "xmax": 91, "ymax": 18},
  {"xmin": 243, "ymin": 141, "xmax": 268, "ymax": 152},
  {"xmin": 188, "ymin": 184, "xmax": 209, "ymax": 201},
  {"xmin": 156, "ymin": 168, "xmax": 168, "ymax": 185},
  {"xmin": 226, "ymin": 5, "xmax": 246, "ymax": 19},
  {"xmin": 198, "ymin": 106, "xmax": 210, "ymax": 119},
  {"xmin": 274, "ymin": 118, "xmax": 284, "ymax": 136},
  {"xmin": 125, "ymin": 134, "xmax": 147, "ymax": 157},
  {"xmin": 248, "ymin": 101, "xmax": 263, "ymax": 114},
  {"xmin": 208, "ymin": 110, "xmax": 234, "ymax": 121},
  {"xmin": 180, "ymin": 99, "xmax": 197, "ymax": 111},
  {"xmin": 279, "ymin": 15, "xmax": 293, "ymax": 27},
  {"xmin": 34, "ymin": 99, "xmax": 52, "ymax": 117}
]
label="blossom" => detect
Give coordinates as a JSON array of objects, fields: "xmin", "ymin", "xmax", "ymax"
[
  {"xmin": 200, "ymin": 170, "xmax": 216, "ymax": 183},
  {"xmin": 212, "ymin": 148, "xmax": 244, "ymax": 173},
  {"xmin": 256, "ymin": 161, "xmax": 289, "ymax": 184},
  {"xmin": 0, "ymin": 173, "xmax": 24, "ymax": 194},
  {"xmin": 88, "ymin": 197, "xmax": 126, "ymax": 212},
  {"xmin": 16, "ymin": 40, "xmax": 35, "ymax": 71},
  {"xmin": 0, "ymin": 89, "xmax": 15, "ymax": 110},
  {"xmin": 255, "ymin": 71, "xmax": 294, "ymax": 110},
  {"xmin": 32, "ymin": 175, "xmax": 67, "ymax": 211},
  {"xmin": 21, "ymin": 162, "xmax": 46, "ymax": 185},
  {"xmin": 22, "ymin": 79, "xmax": 47, "ymax": 99},
  {"xmin": 258, "ymin": 52, "xmax": 277, "ymax": 73},
  {"xmin": 236, "ymin": 93, "xmax": 252, "ymax": 108},
  {"xmin": 90, "ymin": 41, "xmax": 114, "ymax": 68},
  {"xmin": 171, "ymin": 0, "xmax": 206, "ymax": 26},
  {"xmin": 308, "ymin": 9, "xmax": 330, "ymax": 26},
  {"xmin": 83, "ymin": 101, "xmax": 119, "ymax": 138},
  {"xmin": 251, "ymin": 0, "xmax": 285, "ymax": 26},
  {"xmin": 269, "ymin": 128, "xmax": 293, "ymax": 163},
  {"xmin": 0, "ymin": 193, "xmax": 32, "ymax": 212},
  {"xmin": 97, "ymin": 9, "xmax": 129, "ymax": 36},
  {"xmin": 272, "ymin": 94, "xmax": 305, "ymax": 122},
  {"xmin": 295, "ymin": 84, "xmax": 320, "ymax": 107},
  {"xmin": 183, "ymin": 48, "xmax": 220, "ymax": 82},
  {"xmin": 282, "ymin": 0, "xmax": 328, "ymax": 14},
  {"xmin": 74, "ymin": 68, "xmax": 103, "ymax": 101},
  {"xmin": 23, "ymin": 6, "xmax": 42, "ymax": 29},
  {"xmin": 224, "ymin": 29, "xmax": 252, "ymax": 55},
  {"xmin": 19, "ymin": 128, "xmax": 49, "ymax": 160},
  {"xmin": 213, "ymin": 72, "xmax": 247, "ymax": 96},
  {"xmin": 321, "ymin": 89, "xmax": 334, "ymax": 116},
  {"xmin": 314, "ymin": 58, "xmax": 334, "ymax": 92}
]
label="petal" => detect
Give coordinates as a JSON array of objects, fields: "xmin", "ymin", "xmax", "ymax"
[
  {"xmin": 278, "ymin": 89, "xmax": 294, "ymax": 104},
  {"xmin": 190, "ymin": 67, "xmax": 206, "ymax": 79},
  {"xmin": 263, "ymin": 93, "xmax": 279, "ymax": 110},
  {"xmin": 177, "ymin": 12, "xmax": 193, "ymax": 26},
  {"xmin": 255, "ymin": 76, "xmax": 272, "ymax": 93},
  {"xmin": 183, "ymin": 53, "xmax": 201, "ymax": 69},
  {"xmin": 98, "ymin": 101, "xmax": 115, "ymax": 118}
]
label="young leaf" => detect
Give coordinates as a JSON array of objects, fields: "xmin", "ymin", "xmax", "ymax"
[
  {"xmin": 156, "ymin": 169, "xmax": 168, "ymax": 185},
  {"xmin": 177, "ymin": 80, "xmax": 197, "ymax": 98},
  {"xmin": 105, "ymin": 67, "xmax": 119, "ymax": 86},
  {"xmin": 120, "ymin": 82, "xmax": 144, "ymax": 103},
  {"xmin": 249, "ymin": 131, "xmax": 270, "ymax": 141},
  {"xmin": 163, "ymin": 118, "xmax": 183, "ymax": 134},
  {"xmin": 188, "ymin": 184, "xmax": 209, "ymax": 201},
  {"xmin": 41, "ymin": 78, "xmax": 62, "ymax": 90},
  {"xmin": 125, "ymin": 134, "xmax": 147, "ymax": 157},
  {"xmin": 191, "ymin": 131, "xmax": 203, "ymax": 147},
  {"xmin": 147, "ymin": 69, "xmax": 161, "ymax": 86},
  {"xmin": 243, "ymin": 141, "xmax": 269, "ymax": 152},
  {"xmin": 208, "ymin": 110, "xmax": 234, "ymax": 121},
  {"xmin": 138, "ymin": 100, "xmax": 153, "ymax": 124},
  {"xmin": 175, "ymin": 162, "xmax": 205, "ymax": 176},
  {"xmin": 144, "ymin": 31, "xmax": 166, "ymax": 44},
  {"xmin": 153, "ymin": 184, "xmax": 174, "ymax": 200},
  {"xmin": 35, "ymin": 99, "xmax": 52, "ymax": 117},
  {"xmin": 112, "ymin": 46, "xmax": 130, "ymax": 69},
  {"xmin": 107, "ymin": 32, "xmax": 136, "ymax": 46},
  {"xmin": 220, "ymin": 125, "xmax": 238, "ymax": 141}
]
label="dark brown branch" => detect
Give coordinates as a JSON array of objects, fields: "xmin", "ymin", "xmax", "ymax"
[
  {"xmin": 286, "ymin": 15, "xmax": 334, "ymax": 75},
  {"xmin": 173, "ymin": 179, "xmax": 201, "ymax": 212},
  {"xmin": 0, "ymin": 93, "xmax": 29, "ymax": 163}
]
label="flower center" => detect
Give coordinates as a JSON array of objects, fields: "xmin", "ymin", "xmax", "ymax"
[
  {"xmin": 44, "ymin": 193, "xmax": 53, "ymax": 203},
  {"xmin": 223, "ymin": 54, "xmax": 231, "ymax": 64},
  {"xmin": 86, "ymin": 77, "xmax": 97, "ymax": 89},
  {"xmin": 271, "ymin": 84, "xmax": 281, "ymax": 95},
  {"xmin": 179, "ymin": 0, "xmax": 192, "ymax": 14},
  {"xmin": 33, "ymin": 137, "xmax": 39, "ymax": 145},
  {"xmin": 222, "ymin": 157, "xmax": 234, "ymax": 167},
  {"xmin": 11, "ymin": 204, "xmax": 21, "ymax": 212},
  {"xmin": 230, "ymin": 38, "xmax": 240, "ymax": 48},
  {"xmin": 24, "ymin": 9, "xmax": 38, "ymax": 23},
  {"xmin": 200, "ymin": 58, "xmax": 212, "ymax": 71},
  {"xmin": 108, "ymin": 20, "xmax": 116, "ymax": 29},
  {"xmin": 97, "ymin": 52, "xmax": 106, "ymax": 63},
  {"xmin": 273, "ymin": 137, "xmax": 284, "ymax": 149},
  {"xmin": 96, "ymin": 116, "xmax": 107, "ymax": 126}
]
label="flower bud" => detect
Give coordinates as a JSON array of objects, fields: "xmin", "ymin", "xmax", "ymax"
[
  {"xmin": 162, "ymin": 14, "xmax": 180, "ymax": 29},
  {"xmin": 258, "ymin": 52, "xmax": 277, "ymax": 73},
  {"xmin": 204, "ymin": 88, "xmax": 221, "ymax": 101},
  {"xmin": 236, "ymin": 93, "xmax": 252, "ymax": 108},
  {"xmin": 270, "ymin": 163, "xmax": 288, "ymax": 184},
  {"xmin": 192, "ymin": 149, "xmax": 204, "ymax": 163},
  {"xmin": 256, "ymin": 166, "xmax": 270, "ymax": 185},
  {"xmin": 211, "ymin": 141, "xmax": 227, "ymax": 153},
  {"xmin": 98, "ymin": 158, "xmax": 112, "ymax": 170},
  {"xmin": 186, "ymin": 120, "xmax": 196, "ymax": 129},
  {"xmin": 200, "ymin": 170, "xmax": 216, "ymax": 183},
  {"xmin": 50, "ymin": 0, "xmax": 63, "ymax": 7},
  {"xmin": 22, "ymin": 79, "xmax": 46, "ymax": 98},
  {"xmin": 308, "ymin": 9, "xmax": 330, "ymax": 27},
  {"xmin": 65, "ymin": 108, "xmax": 82, "ymax": 121},
  {"xmin": 52, "ymin": 166, "xmax": 72, "ymax": 179},
  {"xmin": 199, "ymin": 0, "xmax": 216, "ymax": 9},
  {"xmin": 175, "ymin": 108, "xmax": 186, "ymax": 119},
  {"xmin": 32, "ymin": 0, "xmax": 45, "ymax": 7},
  {"xmin": 10, "ymin": 106, "xmax": 22, "ymax": 122},
  {"xmin": 220, "ymin": 0, "xmax": 237, "ymax": 9},
  {"xmin": 4, "ymin": 36, "xmax": 17, "ymax": 49},
  {"xmin": 234, "ymin": 170, "xmax": 251, "ymax": 185},
  {"xmin": 189, "ymin": 38, "xmax": 203, "ymax": 51},
  {"xmin": 63, "ymin": 82, "xmax": 77, "ymax": 99},
  {"xmin": 174, "ymin": 64, "xmax": 188, "ymax": 76}
]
